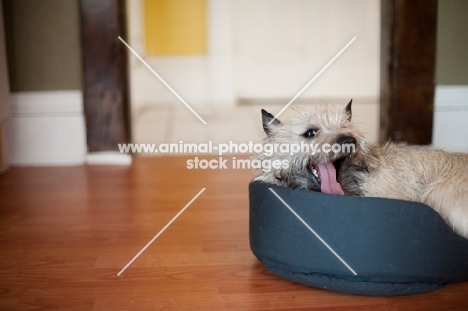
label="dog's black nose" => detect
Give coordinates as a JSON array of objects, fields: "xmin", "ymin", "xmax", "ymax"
[{"xmin": 336, "ymin": 135, "xmax": 356, "ymax": 146}]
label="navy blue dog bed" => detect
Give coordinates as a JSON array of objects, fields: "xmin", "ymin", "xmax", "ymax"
[{"xmin": 249, "ymin": 180, "xmax": 468, "ymax": 296}]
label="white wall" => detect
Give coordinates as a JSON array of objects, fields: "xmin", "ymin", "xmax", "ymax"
[
  {"xmin": 234, "ymin": 0, "xmax": 380, "ymax": 100},
  {"xmin": 128, "ymin": 0, "xmax": 380, "ymax": 146},
  {"xmin": 127, "ymin": 0, "xmax": 380, "ymax": 112}
]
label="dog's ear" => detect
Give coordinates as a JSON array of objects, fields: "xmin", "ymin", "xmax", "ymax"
[
  {"xmin": 345, "ymin": 99, "xmax": 352, "ymax": 121},
  {"xmin": 261, "ymin": 109, "xmax": 281, "ymax": 135}
]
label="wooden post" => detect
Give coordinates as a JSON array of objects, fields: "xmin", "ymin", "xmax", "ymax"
[
  {"xmin": 0, "ymin": 124, "xmax": 8, "ymax": 174},
  {"xmin": 80, "ymin": 0, "xmax": 130, "ymax": 151},
  {"xmin": 0, "ymin": 2, "xmax": 10, "ymax": 173},
  {"xmin": 380, "ymin": 0, "xmax": 437, "ymax": 144}
]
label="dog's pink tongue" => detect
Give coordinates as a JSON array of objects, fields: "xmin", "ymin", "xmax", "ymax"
[{"xmin": 316, "ymin": 163, "xmax": 344, "ymax": 195}]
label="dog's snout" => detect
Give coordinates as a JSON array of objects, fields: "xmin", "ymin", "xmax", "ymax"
[{"xmin": 336, "ymin": 135, "xmax": 356, "ymax": 146}]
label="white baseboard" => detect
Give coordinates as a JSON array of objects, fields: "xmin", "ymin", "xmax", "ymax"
[
  {"xmin": 434, "ymin": 85, "xmax": 468, "ymax": 111},
  {"xmin": 433, "ymin": 85, "xmax": 468, "ymax": 152},
  {"xmin": 86, "ymin": 151, "xmax": 132, "ymax": 166},
  {"xmin": 10, "ymin": 91, "xmax": 83, "ymax": 115},
  {"xmin": 6, "ymin": 90, "xmax": 87, "ymax": 166}
]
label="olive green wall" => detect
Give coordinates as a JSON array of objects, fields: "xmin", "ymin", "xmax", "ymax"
[
  {"xmin": 2, "ymin": 0, "xmax": 82, "ymax": 92},
  {"xmin": 436, "ymin": 0, "xmax": 468, "ymax": 85}
]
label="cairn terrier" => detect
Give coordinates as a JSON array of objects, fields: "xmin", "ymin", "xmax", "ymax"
[{"xmin": 255, "ymin": 101, "xmax": 468, "ymax": 239}]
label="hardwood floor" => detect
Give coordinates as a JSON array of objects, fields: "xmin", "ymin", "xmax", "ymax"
[{"xmin": 1, "ymin": 156, "xmax": 468, "ymax": 310}]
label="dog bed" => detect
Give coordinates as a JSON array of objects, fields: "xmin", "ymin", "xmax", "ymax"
[{"xmin": 249, "ymin": 180, "xmax": 468, "ymax": 296}]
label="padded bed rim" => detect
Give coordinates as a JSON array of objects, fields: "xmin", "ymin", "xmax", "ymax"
[{"xmin": 249, "ymin": 181, "xmax": 468, "ymax": 295}]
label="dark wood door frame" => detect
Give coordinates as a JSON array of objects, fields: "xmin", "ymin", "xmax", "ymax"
[
  {"xmin": 80, "ymin": 0, "xmax": 130, "ymax": 152},
  {"xmin": 380, "ymin": 0, "xmax": 438, "ymax": 145}
]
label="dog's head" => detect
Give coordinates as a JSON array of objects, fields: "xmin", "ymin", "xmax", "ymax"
[{"xmin": 258, "ymin": 100, "xmax": 369, "ymax": 194}]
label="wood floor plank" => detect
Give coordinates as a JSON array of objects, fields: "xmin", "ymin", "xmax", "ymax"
[{"xmin": 1, "ymin": 156, "xmax": 468, "ymax": 310}]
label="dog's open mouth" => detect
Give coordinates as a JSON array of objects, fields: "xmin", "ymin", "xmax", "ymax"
[{"xmin": 307, "ymin": 158, "xmax": 346, "ymax": 195}]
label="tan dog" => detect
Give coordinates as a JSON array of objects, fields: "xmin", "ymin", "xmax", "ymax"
[{"xmin": 255, "ymin": 101, "xmax": 468, "ymax": 238}]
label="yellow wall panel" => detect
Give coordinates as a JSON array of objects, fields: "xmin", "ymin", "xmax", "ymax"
[{"xmin": 144, "ymin": 0, "xmax": 206, "ymax": 55}]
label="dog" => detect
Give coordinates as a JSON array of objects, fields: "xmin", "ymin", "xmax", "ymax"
[
  {"xmin": 254, "ymin": 100, "xmax": 366, "ymax": 193},
  {"xmin": 254, "ymin": 101, "xmax": 468, "ymax": 238}
]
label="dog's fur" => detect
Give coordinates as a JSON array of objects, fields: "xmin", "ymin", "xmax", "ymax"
[{"xmin": 255, "ymin": 101, "xmax": 468, "ymax": 238}]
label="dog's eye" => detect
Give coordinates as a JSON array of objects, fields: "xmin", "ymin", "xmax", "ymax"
[{"xmin": 303, "ymin": 129, "xmax": 317, "ymax": 138}]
